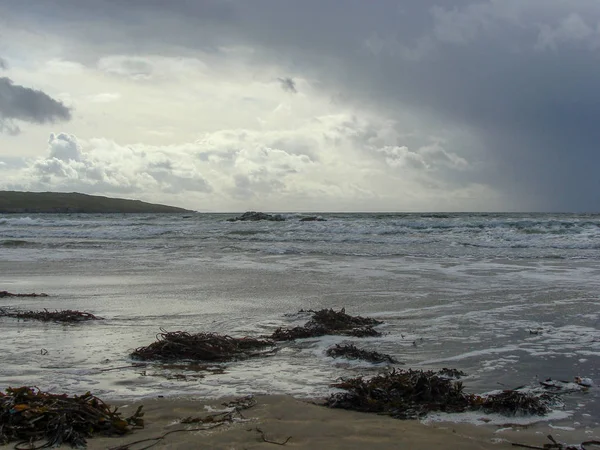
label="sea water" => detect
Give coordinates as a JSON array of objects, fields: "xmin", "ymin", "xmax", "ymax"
[{"xmin": 1, "ymin": 212, "xmax": 599, "ymax": 428}]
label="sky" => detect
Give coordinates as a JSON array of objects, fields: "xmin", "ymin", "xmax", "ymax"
[{"xmin": 0, "ymin": 0, "xmax": 599, "ymax": 212}]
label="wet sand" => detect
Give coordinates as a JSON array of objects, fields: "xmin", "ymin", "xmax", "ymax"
[{"xmin": 84, "ymin": 395, "xmax": 589, "ymax": 450}]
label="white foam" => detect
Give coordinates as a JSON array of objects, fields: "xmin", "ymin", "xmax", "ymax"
[
  {"xmin": 422, "ymin": 409, "xmax": 573, "ymax": 427},
  {"xmin": 422, "ymin": 345, "xmax": 521, "ymax": 364}
]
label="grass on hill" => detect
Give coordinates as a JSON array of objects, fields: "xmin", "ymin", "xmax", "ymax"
[{"xmin": 0, "ymin": 191, "xmax": 192, "ymax": 213}]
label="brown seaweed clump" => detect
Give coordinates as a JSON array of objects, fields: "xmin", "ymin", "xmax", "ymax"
[
  {"xmin": 0, "ymin": 308, "xmax": 102, "ymax": 323},
  {"xmin": 131, "ymin": 329, "xmax": 274, "ymax": 362},
  {"xmin": 325, "ymin": 344, "xmax": 398, "ymax": 364},
  {"xmin": 326, "ymin": 369, "xmax": 554, "ymax": 419},
  {"xmin": 326, "ymin": 368, "xmax": 470, "ymax": 419},
  {"xmin": 0, "ymin": 386, "xmax": 143, "ymax": 449},
  {"xmin": 513, "ymin": 434, "xmax": 600, "ymax": 450},
  {"xmin": 0, "ymin": 291, "xmax": 48, "ymax": 298},
  {"xmin": 473, "ymin": 389, "xmax": 554, "ymax": 416},
  {"xmin": 271, "ymin": 308, "xmax": 382, "ymax": 341}
]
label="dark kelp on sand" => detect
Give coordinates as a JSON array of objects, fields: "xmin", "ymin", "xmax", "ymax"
[
  {"xmin": 513, "ymin": 434, "xmax": 600, "ymax": 450},
  {"xmin": 131, "ymin": 329, "xmax": 274, "ymax": 362},
  {"xmin": 0, "ymin": 308, "xmax": 102, "ymax": 323},
  {"xmin": 326, "ymin": 368, "xmax": 556, "ymax": 419},
  {"xmin": 270, "ymin": 308, "xmax": 382, "ymax": 341},
  {"xmin": 0, "ymin": 387, "xmax": 143, "ymax": 449},
  {"xmin": 326, "ymin": 343, "xmax": 398, "ymax": 364},
  {"xmin": 107, "ymin": 396, "xmax": 257, "ymax": 450}
]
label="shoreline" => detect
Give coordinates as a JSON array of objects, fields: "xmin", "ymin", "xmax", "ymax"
[{"xmin": 82, "ymin": 394, "xmax": 596, "ymax": 450}]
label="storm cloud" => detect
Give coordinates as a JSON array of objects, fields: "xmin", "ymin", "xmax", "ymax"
[
  {"xmin": 278, "ymin": 77, "xmax": 297, "ymax": 94},
  {"xmin": 1, "ymin": 0, "xmax": 599, "ymax": 210},
  {"xmin": 0, "ymin": 77, "xmax": 72, "ymax": 134}
]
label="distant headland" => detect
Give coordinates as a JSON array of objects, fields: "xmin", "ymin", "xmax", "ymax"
[{"xmin": 0, "ymin": 191, "xmax": 192, "ymax": 213}]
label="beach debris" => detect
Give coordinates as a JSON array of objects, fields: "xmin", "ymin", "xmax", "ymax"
[
  {"xmin": 253, "ymin": 427, "xmax": 292, "ymax": 446},
  {"xmin": 539, "ymin": 378, "xmax": 590, "ymax": 393},
  {"xmin": 270, "ymin": 308, "xmax": 382, "ymax": 341},
  {"xmin": 0, "ymin": 291, "xmax": 48, "ymax": 298},
  {"xmin": 325, "ymin": 343, "xmax": 398, "ymax": 364},
  {"xmin": 141, "ymin": 363, "xmax": 227, "ymax": 381},
  {"xmin": 575, "ymin": 376, "xmax": 593, "ymax": 387},
  {"xmin": 326, "ymin": 368, "xmax": 556, "ymax": 419},
  {"xmin": 472, "ymin": 389, "xmax": 554, "ymax": 416},
  {"xmin": 227, "ymin": 211, "xmax": 285, "ymax": 222},
  {"xmin": 181, "ymin": 395, "xmax": 257, "ymax": 424},
  {"xmin": 512, "ymin": 434, "xmax": 600, "ymax": 449},
  {"xmin": 109, "ymin": 396, "xmax": 256, "ymax": 450},
  {"xmin": 0, "ymin": 308, "xmax": 102, "ymax": 323},
  {"xmin": 326, "ymin": 368, "xmax": 470, "ymax": 419},
  {"xmin": 538, "ymin": 376, "xmax": 593, "ymax": 393},
  {"xmin": 0, "ymin": 386, "xmax": 143, "ymax": 449},
  {"xmin": 131, "ymin": 329, "xmax": 275, "ymax": 362}
]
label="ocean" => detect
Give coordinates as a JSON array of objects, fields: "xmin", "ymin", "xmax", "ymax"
[{"xmin": 1, "ymin": 212, "xmax": 599, "ymax": 428}]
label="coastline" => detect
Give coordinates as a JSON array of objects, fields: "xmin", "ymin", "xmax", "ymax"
[{"xmin": 84, "ymin": 395, "xmax": 596, "ymax": 450}]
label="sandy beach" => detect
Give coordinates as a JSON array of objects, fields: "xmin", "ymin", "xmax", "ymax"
[{"xmin": 83, "ymin": 395, "xmax": 594, "ymax": 450}]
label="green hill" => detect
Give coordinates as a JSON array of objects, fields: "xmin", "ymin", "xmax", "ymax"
[{"xmin": 0, "ymin": 191, "xmax": 193, "ymax": 213}]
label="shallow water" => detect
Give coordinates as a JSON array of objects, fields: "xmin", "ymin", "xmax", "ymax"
[{"xmin": 1, "ymin": 213, "xmax": 599, "ymax": 432}]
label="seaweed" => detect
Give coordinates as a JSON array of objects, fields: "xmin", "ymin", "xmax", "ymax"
[
  {"xmin": 270, "ymin": 308, "xmax": 382, "ymax": 341},
  {"xmin": 139, "ymin": 363, "xmax": 227, "ymax": 381},
  {"xmin": 512, "ymin": 434, "xmax": 600, "ymax": 450},
  {"xmin": 109, "ymin": 396, "xmax": 256, "ymax": 450},
  {"xmin": 325, "ymin": 344, "xmax": 398, "ymax": 364},
  {"xmin": 326, "ymin": 369, "xmax": 554, "ymax": 419},
  {"xmin": 0, "ymin": 386, "xmax": 143, "ymax": 449},
  {"xmin": 0, "ymin": 308, "xmax": 102, "ymax": 323},
  {"xmin": 0, "ymin": 291, "xmax": 48, "ymax": 298},
  {"xmin": 473, "ymin": 389, "xmax": 553, "ymax": 416},
  {"xmin": 180, "ymin": 395, "xmax": 256, "ymax": 424},
  {"xmin": 131, "ymin": 329, "xmax": 275, "ymax": 362},
  {"xmin": 327, "ymin": 368, "xmax": 469, "ymax": 419}
]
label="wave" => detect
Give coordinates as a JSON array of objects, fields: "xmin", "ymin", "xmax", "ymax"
[
  {"xmin": 1, "ymin": 213, "xmax": 599, "ymax": 261},
  {"xmin": 0, "ymin": 217, "xmax": 41, "ymax": 226}
]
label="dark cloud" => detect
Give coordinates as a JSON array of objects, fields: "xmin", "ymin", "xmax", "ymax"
[
  {"xmin": 3, "ymin": 0, "xmax": 600, "ymax": 209},
  {"xmin": 0, "ymin": 57, "xmax": 7, "ymax": 70},
  {"xmin": 0, "ymin": 77, "xmax": 72, "ymax": 134},
  {"xmin": 278, "ymin": 77, "xmax": 297, "ymax": 94},
  {"xmin": 229, "ymin": 1, "xmax": 600, "ymax": 211}
]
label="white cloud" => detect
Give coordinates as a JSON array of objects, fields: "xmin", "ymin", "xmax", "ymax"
[
  {"xmin": 0, "ymin": 108, "xmax": 498, "ymax": 211},
  {"xmin": 97, "ymin": 56, "xmax": 154, "ymax": 80},
  {"xmin": 48, "ymin": 132, "xmax": 82, "ymax": 161},
  {"xmin": 87, "ymin": 92, "xmax": 121, "ymax": 103},
  {"xmin": 43, "ymin": 59, "xmax": 86, "ymax": 75}
]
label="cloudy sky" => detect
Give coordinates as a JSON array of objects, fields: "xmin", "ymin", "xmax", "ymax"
[{"xmin": 0, "ymin": 0, "xmax": 599, "ymax": 212}]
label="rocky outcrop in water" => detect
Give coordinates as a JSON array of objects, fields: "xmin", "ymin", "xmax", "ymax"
[
  {"xmin": 299, "ymin": 216, "xmax": 326, "ymax": 222},
  {"xmin": 227, "ymin": 211, "xmax": 285, "ymax": 222}
]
